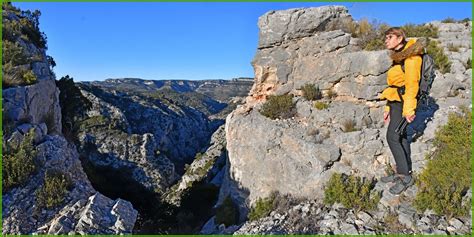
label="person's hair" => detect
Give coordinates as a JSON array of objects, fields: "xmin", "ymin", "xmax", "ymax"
[{"xmin": 384, "ymin": 27, "xmax": 406, "ymax": 42}]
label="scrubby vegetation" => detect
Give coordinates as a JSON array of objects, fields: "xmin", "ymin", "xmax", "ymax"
[
  {"xmin": 301, "ymin": 83, "xmax": 322, "ymax": 101},
  {"xmin": 342, "ymin": 119, "xmax": 358, "ymax": 132},
  {"xmin": 401, "ymin": 23, "xmax": 438, "ymax": 38},
  {"xmin": 441, "ymin": 17, "xmax": 456, "ymax": 23},
  {"xmin": 144, "ymin": 88, "xmax": 227, "ymax": 116},
  {"xmin": 79, "ymin": 115, "xmax": 108, "ymax": 130},
  {"xmin": 426, "ymin": 39, "xmax": 452, "ymax": 74},
  {"xmin": 56, "ymin": 75, "xmax": 92, "ymax": 141},
  {"xmin": 215, "ymin": 195, "xmax": 239, "ymax": 226},
  {"xmin": 346, "ymin": 18, "xmax": 439, "ymax": 52},
  {"xmin": 260, "ymin": 94, "xmax": 296, "ymax": 120},
  {"xmin": 344, "ymin": 18, "xmax": 389, "ymax": 51},
  {"xmin": 2, "ymin": 2, "xmax": 52, "ymax": 88},
  {"xmin": 314, "ymin": 101, "xmax": 329, "ymax": 110},
  {"xmin": 447, "ymin": 43, "xmax": 460, "ymax": 52},
  {"xmin": 324, "ymin": 173, "xmax": 381, "ymax": 212},
  {"xmin": 183, "ymin": 152, "xmax": 215, "ymax": 181},
  {"xmin": 414, "ymin": 107, "xmax": 471, "ymax": 218},
  {"xmin": 248, "ymin": 193, "xmax": 276, "ymax": 221},
  {"xmin": 36, "ymin": 170, "xmax": 73, "ymax": 209},
  {"xmin": 441, "ymin": 17, "xmax": 471, "ymax": 24},
  {"xmin": 2, "ymin": 129, "xmax": 38, "ymax": 192}
]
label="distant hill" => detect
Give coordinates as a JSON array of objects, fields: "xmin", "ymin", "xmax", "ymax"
[{"xmin": 83, "ymin": 78, "xmax": 253, "ymax": 103}]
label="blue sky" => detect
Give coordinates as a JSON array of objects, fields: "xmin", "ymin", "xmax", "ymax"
[{"xmin": 14, "ymin": 2, "xmax": 472, "ymax": 82}]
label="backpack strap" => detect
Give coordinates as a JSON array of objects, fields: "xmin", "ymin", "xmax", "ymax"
[{"xmin": 388, "ymin": 85, "xmax": 405, "ymax": 103}]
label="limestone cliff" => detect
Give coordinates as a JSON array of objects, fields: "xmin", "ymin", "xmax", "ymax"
[
  {"xmin": 216, "ymin": 5, "xmax": 472, "ymax": 234},
  {"xmin": 2, "ymin": 4, "xmax": 137, "ymax": 234}
]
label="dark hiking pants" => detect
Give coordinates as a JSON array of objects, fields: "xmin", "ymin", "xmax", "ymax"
[{"xmin": 386, "ymin": 101, "xmax": 412, "ymax": 175}]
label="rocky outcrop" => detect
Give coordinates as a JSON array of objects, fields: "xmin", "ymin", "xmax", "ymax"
[
  {"xmin": 3, "ymin": 71, "xmax": 62, "ymax": 136},
  {"xmin": 77, "ymin": 82, "xmax": 219, "ymax": 168},
  {"xmin": 221, "ymin": 5, "xmax": 472, "ymax": 232},
  {"xmin": 75, "ymin": 77, "xmax": 251, "ymax": 194},
  {"xmin": 164, "ymin": 125, "xmax": 227, "ymax": 205},
  {"xmin": 233, "ymin": 199, "xmax": 471, "ymax": 235},
  {"xmin": 77, "ymin": 88, "xmax": 177, "ymax": 192},
  {"xmin": 38, "ymin": 193, "xmax": 137, "ymax": 235},
  {"xmin": 249, "ymin": 6, "xmax": 388, "ymax": 105},
  {"xmin": 2, "ymin": 5, "xmax": 137, "ymax": 234},
  {"xmin": 2, "ymin": 134, "xmax": 137, "ymax": 234}
]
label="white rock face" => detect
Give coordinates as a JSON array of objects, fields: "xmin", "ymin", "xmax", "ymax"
[
  {"xmin": 43, "ymin": 193, "xmax": 138, "ymax": 235},
  {"xmin": 221, "ymin": 6, "xmax": 472, "ymax": 229},
  {"xmin": 2, "ymin": 7, "xmax": 138, "ymax": 234}
]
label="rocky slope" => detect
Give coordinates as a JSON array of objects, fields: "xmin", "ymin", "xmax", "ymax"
[
  {"xmin": 2, "ymin": 4, "xmax": 137, "ymax": 234},
  {"xmin": 73, "ymin": 77, "xmax": 251, "ymax": 194},
  {"xmin": 163, "ymin": 124, "xmax": 227, "ymax": 205},
  {"xmin": 205, "ymin": 5, "xmax": 472, "ymax": 234}
]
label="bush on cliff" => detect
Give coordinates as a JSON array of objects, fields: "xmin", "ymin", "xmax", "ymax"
[
  {"xmin": 426, "ymin": 39, "xmax": 452, "ymax": 74},
  {"xmin": 215, "ymin": 195, "xmax": 239, "ymax": 226},
  {"xmin": 56, "ymin": 75, "xmax": 92, "ymax": 142},
  {"xmin": 2, "ymin": 129, "xmax": 38, "ymax": 192},
  {"xmin": 324, "ymin": 173, "xmax": 381, "ymax": 212},
  {"xmin": 36, "ymin": 170, "xmax": 73, "ymax": 209},
  {"xmin": 402, "ymin": 23, "xmax": 438, "ymax": 38},
  {"xmin": 314, "ymin": 101, "xmax": 329, "ymax": 110},
  {"xmin": 414, "ymin": 107, "xmax": 471, "ymax": 218},
  {"xmin": 2, "ymin": 2, "xmax": 47, "ymax": 49},
  {"xmin": 301, "ymin": 83, "xmax": 322, "ymax": 101},
  {"xmin": 260, "ymin": 94, "xmax": 295, "ymax": 120},
  {"xmin": 441, "ymin": 17, "xmax": 456, "ymax": 23},
  {"xmin": 248, "ymin": 193, "xmax": 276, "ymax": 221},
  {"xmin": 2, "ymin": 2, "xmax": 51, "ymax": 88},
  {"xmin": 346, "ymin": 18, "xmax": 388, "ymax": 51}
]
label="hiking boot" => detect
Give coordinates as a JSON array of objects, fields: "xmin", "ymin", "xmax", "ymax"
[
  {"xmin": 389, "ymin": 175, "xmax": 415, "ymax": 195},
  {"xmin": 380, "ymin": 174, "xmax": 399, "ymax": 183}
]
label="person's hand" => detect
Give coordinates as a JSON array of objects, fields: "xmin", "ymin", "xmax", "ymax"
[
  {"xmin": 405, "ymin": 114, "xmax": 416, "ymax": 123},
  {"xmin": 383, "ymin": 111, "xmax": 390, "ymax": 124}
]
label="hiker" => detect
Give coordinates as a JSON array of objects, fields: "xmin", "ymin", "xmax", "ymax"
[{"xmin": 379, "ymin": 27, "xmax": 426, "ymax": 195}]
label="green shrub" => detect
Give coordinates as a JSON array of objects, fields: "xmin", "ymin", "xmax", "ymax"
[
  {"xmin": 22, "ymin": 70, "xmax": 37, "ymax": 84},
  {"xmin": 2, "ymin": 40, "xmax": 28, "ymax": 66},
  {"xmin": 427, "ymin": 39, "xmax": 451, "ymax": 74},
  {"xmin": 2, "ymin": 3, "xmax": 48, "ymax": 49},
  {"xmin": 2, "ymin": 129, "xmax": 38, "ymax": 192},
  {"xmin": 36, "ymin": 170, "xmax": 72, "ymax": 209},
  {"xmin": 215, "ymin": 195, "xmax": 239, "ymax": 226},
  {"xmin": 79, "ymin": 115, "xmax": 107, "ymax": 130},
  {"xmin": 459, "ymin": 18, "xmax": 471, "ymax": 23},
  {"xmin": 364, "ymin": 38, "xmax": 385, "ymax": 51},
  {"xmin": 248, "ymin": 194, "xmax": 275, "ymax": 221},
  {"xmin": 324, "ymin": 173, "xmax": 380, "ymax": 212},
  {"xmin": 383, "ymin": 211, "xmax": 405, "ymax": 233},
  {"xmin": 56, "ymin": 75, "xmax": 93, "ymax": 141},
  {"xmin": 2, "ymin": 3, "xmax": 46, "ymax": 88},
  {"xmin": 414, "ymin": 108, "xmax": 471, "ymax": 218},
  {"xmin": 342, "ymin": 119, "xmax": 358, "ymax": 132},
  {"xmin": 301, "ymin": 84, "xmax": 321, "ymax": 101},
  {"xmin": 2, "ymin": 62, "xmax": 24, "ymax": 87},
  {"xmin": 441, "ymin": 17, "xmax": 456, "ymax": 23},
  {"xmin": 349, "ymin": 18, "xmax": 389, "ymax": 51},
  {"xmin": 260, "ymin": 94, "xmax": 295, "ymax": 120},
  {"xmin": 401, "ymin": 23, "xmax": 438, "ymax": 38},
  {"xmin": 314, "ymin": 101, "xmax": 329, "ymax": 110}
]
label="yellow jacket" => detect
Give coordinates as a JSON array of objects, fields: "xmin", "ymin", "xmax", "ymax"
[{"xmin": 380, "ymin": 38, "xmax": 425, "ymax": 116}]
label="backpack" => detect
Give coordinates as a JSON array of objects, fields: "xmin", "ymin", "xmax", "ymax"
[
  {"xmin": 394, "ymin": 52, "xmax": 436, "ymax": 136},
  {"xmin": 399, "ymin": 52, "xmax": 436, "ymax": 105}
]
